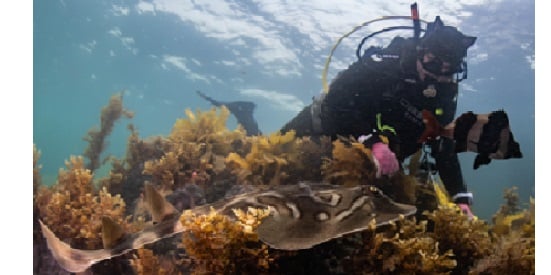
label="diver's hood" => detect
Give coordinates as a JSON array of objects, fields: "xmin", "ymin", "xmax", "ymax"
[{"xmin": 420, "ymin": 16, "xmax": 477, "ymax": 71}]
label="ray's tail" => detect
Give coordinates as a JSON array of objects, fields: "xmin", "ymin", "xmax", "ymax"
[
  {"xmin": 38, "ymin": 183, "xmax": 186, "ymax": 273},
  {"xmin": 39, "ymin": 220, "xmax": 112, "ymax": 273}
]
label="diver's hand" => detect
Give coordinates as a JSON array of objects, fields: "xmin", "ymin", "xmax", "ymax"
[
  {"xmin": 458, "ymin": 203, "xmax": 475, "ymax": 220},
  {"xmin": 371, "ymin": 142, "xmax": 399, "ymax": 178}
]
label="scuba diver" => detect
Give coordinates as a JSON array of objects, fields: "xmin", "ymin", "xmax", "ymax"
[{"xmin": 280, "ymin": 14, "xmax": 478, "ymax": 217}]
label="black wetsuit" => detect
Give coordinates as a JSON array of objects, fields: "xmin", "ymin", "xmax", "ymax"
[{"xmin": 281, "ymin": 36, "xmax": 470, "ymax": 204}]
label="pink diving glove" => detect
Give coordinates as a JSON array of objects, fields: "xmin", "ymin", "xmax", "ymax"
[
  {"xmin": 371, "ymin": 142, "xmax": 399, "ymax": 178},
  {"xmin": 458, "ymin": 203, "xmax": 475, "ymax": 220}
]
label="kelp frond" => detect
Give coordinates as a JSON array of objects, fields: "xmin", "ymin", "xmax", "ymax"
[
  {"xmin": 179, "ymin": 207, "xmax": 272, "ymax": 274},
  {"xmin": 321, "ymin": 137, "xmax": 376, "ymax": 186},
  {"xmin": 225, "ymin": 131, "xmax": 301, "ymax": 185},
  {"xmin": 83, "ymin": 93, "xmax": 133, "ymax": 172}
]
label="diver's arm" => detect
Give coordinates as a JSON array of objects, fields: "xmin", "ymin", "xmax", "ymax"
[
  {"xmin": 430, "ymin": 137, "xmax": 472, "ymax": 204},
  {"xmin": 429, "ymin": 84, "xmax": 472, "ymax": 204}
]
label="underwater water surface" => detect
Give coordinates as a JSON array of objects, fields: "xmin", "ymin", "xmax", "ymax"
[{"xmin": 34, "ymin": 0, "xmax": 534, "ymax": 234}]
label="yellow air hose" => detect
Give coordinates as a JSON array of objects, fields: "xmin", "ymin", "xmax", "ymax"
[{"xmin": 321, "ymin": 15, "xmax": 427, "ymax": 94}]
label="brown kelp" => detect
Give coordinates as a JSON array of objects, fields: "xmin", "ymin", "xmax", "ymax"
[
  {"xmin": 104, "ymin": 124, "xmax": 170, "ymax": 212},
  {"xmin": 470, "ymin": 188, "xmax": 535, "ymax": 274},
  {"xmin": 179, "ymin": 207, "xmax": 272, "ymax": 274},
  {"xmin": 226, "ymin": 131, "xmax": 331, "ymax": 186},
  {"xmin": 225, "ymin": 130, "xmax": 298, "ymax": 185},
  {"xmin": 321, "ymin": 136, "xmax": 377, "ymax": 187},
  {"xmin": 345, "ymin": 216, "xmax": 458, "ymax": 274},
  {"xmin": 34, "ymin": 94, "xmax": 535, "ymax": 274},
  {"xmin": 35, "ymin": 156, "xmax": 131, "ymax": 250},
  {"xmin": 33, "ymin": 156, "xmax": 141, "ymax": 274},
  {"xmin": 83, "ymin": 93, "xmax": 134, "ymax": 172}
]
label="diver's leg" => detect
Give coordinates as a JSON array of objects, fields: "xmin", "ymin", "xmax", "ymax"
[{"xmin": 431, "ymin": 138, "xmax": 472, "ymax": 205}]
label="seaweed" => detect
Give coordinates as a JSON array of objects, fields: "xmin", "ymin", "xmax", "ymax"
[
  {"xmin": 490, "ymin": 187, "xmax": 532, "ymax": 236},
  {"xmin": 35, "ymin": 156, "xmax": 132, "ymax": 250},
  {"xmin": 321, "ymin": 136, "xmax": 377, "ymax": 186},
  {"xmin": 83, "ymin": 93, "xmax": 134, "ymax": 172},
  {"xmin": 33, "ymin": 145, "xmax": 70, "ymax": 275},
  {"xmin": 170, "ymin": 106, "xmax": 247, "ymax": 155},
  {"xmin": 115, "ymin": 124, "xmax": 169, "ymax": 211},
  {"xmin": 365, "ymin": 234, "xmax": 457, "ymax": 274},
  {"xmin": 34, "ymin": 94, "xmax": 535, "ymax": 274},
  {"xmin": 425, "ymin": 205, "xmax": 493, "ymax": 272},
  {"xmin": 326, "ymin": 215, "xmax": 458, "ymax": 274},
  {"xmin": 344, "ymin": 182, "xmax": 533, "ymax": 275},
  {"xmin": 33, "ymin": 144, "xmax": 42, "ymax": 194},
  {"xmin": 129, "ymin": 248, "xmax": 169, "ymax": 275},
  {"xmin": 470, "ymin": 233, "xmax": 534, "ymax": 275},
  {"xmin": 286, "ymin": 135, "xmax": 332, "ymax": 182},
  {"xmin": 179, "ymin": 207, "xmax": 272, "ymax": 274},
  {"xmin": 142, "ymin": 106, "xmax": 246, "ymax": 192},
  {"xmin": 225, "ymin": 130, "xmax": 307, "ymax": 185},
  {"xmin": 143, "ymin": 151, "xmax": 184, "ymax": 189},
  {"xmin": 470, "ymin": 189, "xmax": 535, "ymax": 274}
]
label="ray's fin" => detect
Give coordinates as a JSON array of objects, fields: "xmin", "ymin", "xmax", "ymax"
[
  {"xmin": 143, "ymin": 182, "xmax": 179, "ymax": 223},
  {"xmin": 101, "ymin": 216, "xmax": 125, "ymax": 249}
]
